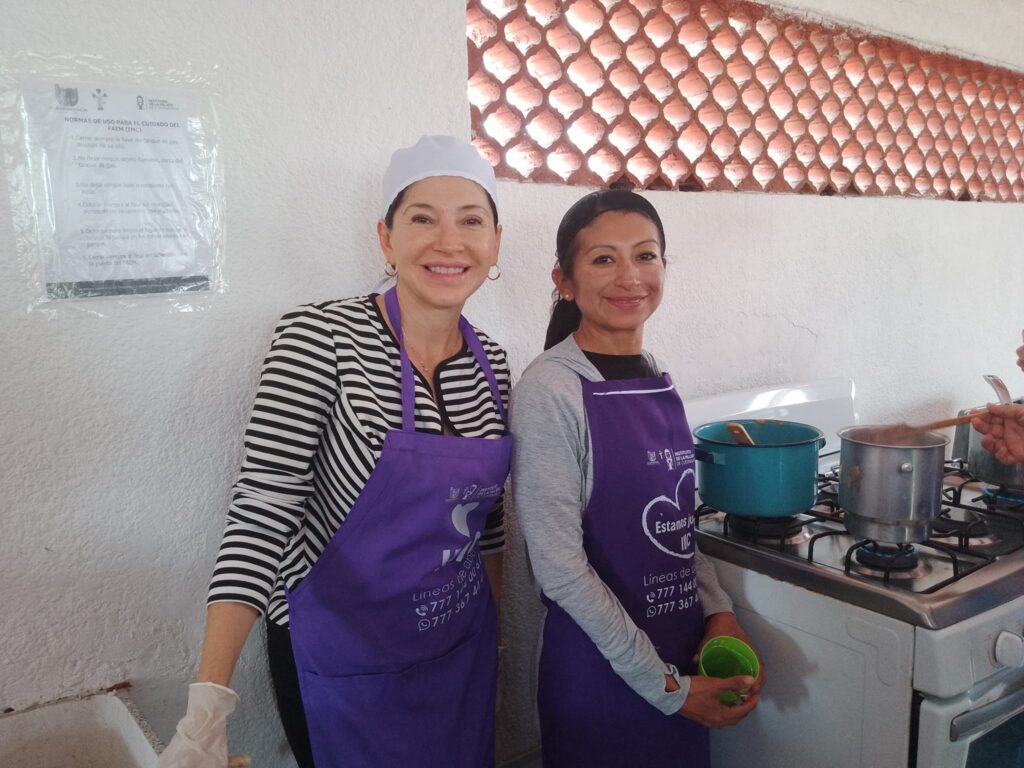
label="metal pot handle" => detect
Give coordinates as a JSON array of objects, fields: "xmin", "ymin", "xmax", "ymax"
[
  {"xmin": 984, "ymin": 374, "xmax": 1013, "ymax": 405},
  {"xmin": 817, "ymin": 437, "xmax": 826, "ymax": 450},
  {"xmin": 695, "ymin": 448, "xmax": 726, "ymax": 465}
]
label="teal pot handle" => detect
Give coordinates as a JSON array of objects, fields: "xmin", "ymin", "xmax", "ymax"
[{"xmin": 695, "ymin": 447, "xmax": 726, "ymax": 465}]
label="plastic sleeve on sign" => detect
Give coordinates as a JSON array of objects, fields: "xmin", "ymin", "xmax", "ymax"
[{"xmin": 0, "ymin": 50, "xmax": 225, "ymax": 318}]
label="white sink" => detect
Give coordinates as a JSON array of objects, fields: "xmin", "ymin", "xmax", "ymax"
[{"xmin": 0, "ymin": 691, "xmax": 159, "ymax": 768}]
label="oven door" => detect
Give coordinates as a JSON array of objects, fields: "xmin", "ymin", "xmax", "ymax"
[{"xmin": 915, "ymin": 668, "xmax": 1024, "ymax": 768}]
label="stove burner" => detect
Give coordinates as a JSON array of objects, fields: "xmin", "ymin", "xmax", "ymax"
[
  {"xmin": 725, "ymin": 514, "xmax": 806, "ymax": 542},
  {"xmin": 818, "ymin": 479, "xmax": 839, "ymax": 500},
  {"xmin": 932, "ymin": 508, "xmax": 990, "ymax": 539},
  {"xmin": 854, "ymin": 542, "xmax": 919, "ymax": 570},
  {"xmin": 700, "ymin": 459, "xmax": 1016, "ymax": 603},
  {"xmin": 981, "ymin": 486, "xmax": 1024, "ymax": 509}
]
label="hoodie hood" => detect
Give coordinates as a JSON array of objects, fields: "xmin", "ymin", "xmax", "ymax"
[{"xmin": 521, "ymin": 334, "xmax": 617, "ymax": 384}]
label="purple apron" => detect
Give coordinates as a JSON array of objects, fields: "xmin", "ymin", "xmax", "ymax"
[
  {"xmin": 286, "ymin": 288, "xmax": 511, "ymax": 768},
  {"xmin": 537, "ymin": 373, "xmax": 710, "ymax": 768}
]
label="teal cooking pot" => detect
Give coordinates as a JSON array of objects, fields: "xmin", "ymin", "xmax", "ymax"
[{"xmin": 693, "ymin": 420, "xmax": 826, "ymax": 517}]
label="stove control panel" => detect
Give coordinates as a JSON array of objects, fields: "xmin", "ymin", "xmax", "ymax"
[
  {"xmin": 915, "ymin": 594, "xmax": 1024, "ymax": 697},
  {"xmin": 994, "ymin": 630, "xmax": 1024, "ymax": 668}
]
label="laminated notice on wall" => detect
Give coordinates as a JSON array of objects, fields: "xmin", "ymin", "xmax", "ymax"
[{"xmin": 16, "ymin": 79, "xmax": 220, "ymax": 301}]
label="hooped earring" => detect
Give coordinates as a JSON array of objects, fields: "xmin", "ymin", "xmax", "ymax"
[
  {"xmin": 384, "ymin": 263, "xmax": 397, "ymax": 277},
  {"xmin": 487, "ymin": 264, "xmax": 502, "ymax": 281}
]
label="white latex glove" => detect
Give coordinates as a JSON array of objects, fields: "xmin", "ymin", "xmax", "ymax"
[{"xmin": 158, "ymin": 682, "xmax": 250, "ymax": 768}]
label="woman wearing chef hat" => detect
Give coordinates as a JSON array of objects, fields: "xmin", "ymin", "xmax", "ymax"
[
  {"xmin": 159, "ymin": 136, "xmax": 511, "ymax": 768},
  {"xmin": 511, "ymin": 189, "xmax": 763, "ymax": 767}
]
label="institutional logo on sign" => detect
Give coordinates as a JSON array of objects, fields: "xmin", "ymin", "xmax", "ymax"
[
  {"xmin": 54, "ymin": 84, "xmax": 78, "ymax": 106},
  {"xmin": 92, "ymin": 88, "xmax": 108, "ymax": 110}
]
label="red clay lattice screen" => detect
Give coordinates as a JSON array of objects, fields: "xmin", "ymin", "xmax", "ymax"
[{"xmin": 467, "ymin": 0, "xmax": 1024, "ymax": 201}]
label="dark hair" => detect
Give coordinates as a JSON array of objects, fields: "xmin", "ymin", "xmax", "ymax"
[
  {"xmin": 383, "ymin": 183, "xmax": 499, "ymax": 229},
  {"xmin": 544, "ymin": 189, "xmax": 667, "ymax": 350}
]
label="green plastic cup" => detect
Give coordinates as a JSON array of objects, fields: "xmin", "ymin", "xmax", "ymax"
[{"xmin": 697, "ymin": 636, "xmax": 760, "ymax": 705}]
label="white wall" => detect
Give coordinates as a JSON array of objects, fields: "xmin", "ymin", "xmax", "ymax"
[{"xmin": 0, "ymin": 2, "xmax": 1021, "ymax": 766}]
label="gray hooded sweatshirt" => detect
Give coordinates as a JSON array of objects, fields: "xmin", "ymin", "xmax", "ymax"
[{"xmin": 510, "ymin": 335, "xmax": 733, "ymax": 715}]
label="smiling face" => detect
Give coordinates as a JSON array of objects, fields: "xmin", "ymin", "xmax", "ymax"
[
  {"xmin": 377, "ymin": 175, "xmax": 501, "ymax": 312},
  {"xmin": 553, "ymin": 210, "xmax": 665, "ymax": 353}
]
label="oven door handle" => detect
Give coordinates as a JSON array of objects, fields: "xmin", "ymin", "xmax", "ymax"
[{"xmin": 949, "ymin": 678, "xmax": 1024, "ymax": 742}]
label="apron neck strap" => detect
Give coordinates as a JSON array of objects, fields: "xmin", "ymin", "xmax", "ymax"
[
  {"xmin": 461, "ymin": 319, "xmax": 508, "ymax": 426},
  {"xmin": 383, "ymin": 287, "xmax": 507, "ymax": 432}
]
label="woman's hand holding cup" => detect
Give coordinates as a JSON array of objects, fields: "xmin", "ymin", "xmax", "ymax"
[{"xmin": 677, "ymin": 674, "xmax": 759, "ymax": 727}]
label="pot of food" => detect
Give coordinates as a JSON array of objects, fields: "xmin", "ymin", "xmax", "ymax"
[
  {"xmin": 838, "ymin": 426, "xmax": 948, "ymax": 544},
  {"xmin": 951, "ymin": 374, "xmax": 1024, "ymax": 491},
  {"xmin": 965, "ymin": 422, "xmax": 1024, "ymax": 491},
  {"xmin": 693, "ymin": 420, "xmax": 825, "ymax": 517}
]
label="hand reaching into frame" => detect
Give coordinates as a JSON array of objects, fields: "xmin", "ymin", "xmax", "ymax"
[{"xmin": 973, "ymin": 403, "xmax": 1024, "ymax": 465}]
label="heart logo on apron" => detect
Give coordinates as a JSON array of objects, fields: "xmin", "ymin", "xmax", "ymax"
[
  {"xmin": 451, "ymin": 502, "xmax": 479, "ymax": 536},
  {"xmin": 641, "ymin": 469, "xmax": 696, "ymax": 559}
]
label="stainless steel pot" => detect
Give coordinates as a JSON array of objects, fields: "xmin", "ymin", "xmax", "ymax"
[
  {"xmin": 965, "ymin": 375, "xmax": 1024, "ymax": 490},
  {"xmin": 951, "ymin": 399, "xmax": 1024, "ymax": 491},
  {"xmin": 838, "ymin": 426, "xmax": 949, "ymax": 544},
  {"xmin": 966, "ymin": 425, "xmax": 1024, "ymax": 491}
]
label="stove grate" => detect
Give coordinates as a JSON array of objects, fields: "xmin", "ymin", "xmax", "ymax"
[{"xmin": 696, "ymin": 465, "xmax": 1013, "ymax": 592}]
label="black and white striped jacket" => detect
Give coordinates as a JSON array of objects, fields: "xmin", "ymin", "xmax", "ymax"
[{"xmin": 207, "ymin": 295, "xmax": 509, "ymax": 626}]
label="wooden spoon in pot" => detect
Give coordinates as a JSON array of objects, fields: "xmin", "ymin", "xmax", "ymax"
[
  {"xmin": 858, "ymin": 412, "xmax": 980, "ymax": 443},
  {"xmin": 726, "ymin": 422, "xmax": 756, "ymax": 445},
  {"xmin": 871, "ymin": 374, "xmax": 1018, "ymax": 443}
]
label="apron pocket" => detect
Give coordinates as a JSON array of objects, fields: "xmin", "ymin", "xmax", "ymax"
[{"xmin": 299, "ymin": 630, "xmax": 497, "ymax": 768}]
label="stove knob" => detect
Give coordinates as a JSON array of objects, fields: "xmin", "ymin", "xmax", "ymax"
[{"xmin": 994, "ymin": 631, "xmax": 1024, "ymax": 668}]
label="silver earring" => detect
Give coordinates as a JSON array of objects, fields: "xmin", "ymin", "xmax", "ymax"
[
  {"xmin": 487, "ymin": 264, "xmax": 502, "ymax": 281},
  {"xmin": 384, "ymin": 263, "xmax": 397, "ymax": 277}
]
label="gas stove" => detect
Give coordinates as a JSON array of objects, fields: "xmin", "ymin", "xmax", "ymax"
[
  {"xmin": 686, "ymin": 377, "xmax": 1024, "ymax": 768},
  {"xmin": 695, "ymin": 463, "xmax": 1024, "ymax": 629}
]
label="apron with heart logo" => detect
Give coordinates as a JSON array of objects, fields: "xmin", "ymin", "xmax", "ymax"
[
  {"xmin": 285, "ymin": 287, "xmax": 512, "ymax": 768},
  {"xmin": 537, "ymin": 372, "xmax": 709, "ymax": 768}
]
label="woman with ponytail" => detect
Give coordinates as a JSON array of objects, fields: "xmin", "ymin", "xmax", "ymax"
[{"xmin": 511, "ymin": 190, "xmax": 763, "ymax": 767}]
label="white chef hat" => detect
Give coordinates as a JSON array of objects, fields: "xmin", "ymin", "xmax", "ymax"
[{"xmin": 380, "ymin": 135, "xmax": 498, "ymax": 219}]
